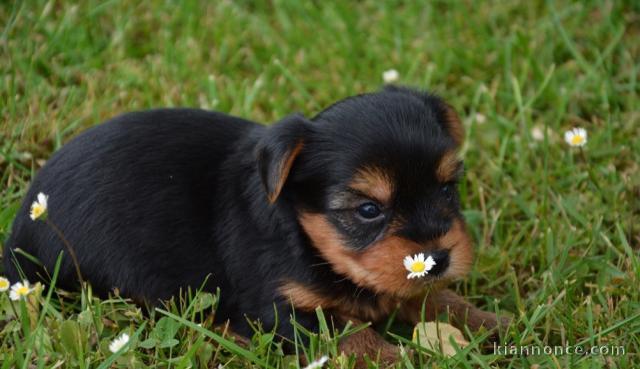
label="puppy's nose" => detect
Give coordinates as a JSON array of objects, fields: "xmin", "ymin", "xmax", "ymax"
[{"xmin": 428, "ymin": 250, "xmax": 449, "ymax": 276}]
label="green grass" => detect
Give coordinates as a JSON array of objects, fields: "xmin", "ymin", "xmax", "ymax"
[{"xmin": 1, "ymin": 0, "xmax": 639, "ymax": 367}]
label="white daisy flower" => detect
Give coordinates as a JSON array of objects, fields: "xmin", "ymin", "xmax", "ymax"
[
  {"xmin": 474, "ymin": 113, "xmax": 487, "ymax": 124},
  {"xmin": 304, "ymin": 356, "xmax": 329, "ymax": 369},
  {"xmin": 0, "ymin": 277, "xmax": 10, "ymax": 292},
  {"xmin": 30, "ymin": 192, "xmax": 48, "ymax": 220},
  {"xmin": 109, "ymin": 332, "xmax": 130, "ymax": 353},
  {"xmin": 382, "ymin": 69, "xmax": 399, "ymax": 83},
  {"xmin": 9, "ymin": 280, "xmax": 33, "ymax": 301},
  {"xmin": 564, "ymin": 127, "xmax": 587, "ymax": 147},
  {"xmin": 403, "ymin": 253, "xmax": 436, "ymax": 279},
  {"xmin": 531, "ymin": 126, "xmax": 545, "ymax": 141}
]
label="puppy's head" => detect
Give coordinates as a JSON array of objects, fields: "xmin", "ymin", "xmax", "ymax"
[{"xmin": 256, "ymin": 86, "xmax": 472, "ymax": 298}]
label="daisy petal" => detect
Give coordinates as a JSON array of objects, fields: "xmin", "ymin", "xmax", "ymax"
[
  {"xmin": 425, "ymin": 255, "xmax": 436, "ymax": 268},
  {"xmin": 403, "ymin": 256, "xmax": 413, "ymax": 270},
  {"xmin": 564, "ymin": 131, "xmax": 573, "ymax": 143}
]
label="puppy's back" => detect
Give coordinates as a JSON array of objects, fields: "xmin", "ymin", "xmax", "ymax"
[{"xmin": 4, "ymin": 109, "xmax": 256, "ymax": 300}]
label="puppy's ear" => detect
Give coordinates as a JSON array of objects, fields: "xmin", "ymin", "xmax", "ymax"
[
  {"xmin": 255, "ymin": 113, "xmax": 309, "ymax": 203},
  {"xmin": 441, "ymin": 103, "xmax": 464, "ymax": 146}
]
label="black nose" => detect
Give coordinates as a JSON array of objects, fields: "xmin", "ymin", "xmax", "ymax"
[{"xmin": 428, "ymin": 250, "xmax": 450, "ymax": 276}]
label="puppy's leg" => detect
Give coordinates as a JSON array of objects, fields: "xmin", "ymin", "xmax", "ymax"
[
  {"xmin": 277, "ymin": 309, "xmax": 400, "ymax": 367},
  {"xmin": 399, "ymin": 289, "xmax": 509, "ymax": 333},
  {"xmin": 338, "ymin": 323, "xmax": 400, "ymax": 367},
  {"xmin": 214, "ymin": 320, "xmax": 251, "ymax": 348}
]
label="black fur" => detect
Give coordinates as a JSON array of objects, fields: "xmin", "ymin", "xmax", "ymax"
[{"xmin": 4, "ymin": 86, "xmax": 462, "ymax": 341}]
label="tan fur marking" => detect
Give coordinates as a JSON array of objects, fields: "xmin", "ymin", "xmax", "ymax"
[
  {"xmin": 443, "ymin": 104, "xmax": 464, "ymax": 145},
  {"xmin": 278, "ymin": 282, "xmax": 333, "ymax": 311},
  {"xmin": 268, "ymin": 141, "xmax": 304, "ymax": 203},
  {"xmin": 349, "ymin": 167, "xmax": 393, "ymax": 205},
  {"xmin": 299, "ymin": 213, "xmax": 424, "ymax": 298},
  {"xmin": 278, "ymin": 281, "xmax": 397, "ymax": 322},
  {"xmin": 436, "ymin": 150, "xmax": 460, "ymax": 182},
  {"xmin": 299, "ymin": 214, "xmax": 474, "ymax": 296},
  {"xmin": 439, "ymin": 219, "xmax": 474, "ymax": 279}
]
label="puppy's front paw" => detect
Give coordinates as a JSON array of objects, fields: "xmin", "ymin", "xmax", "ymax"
[
  {"xmin": 468, "ymin": 309, "xmax": 511, "ymax": 342},
  {"xmin": 339, "ymin": 327, "xmax": 401, "ymax": 368},
  {"xmin": 498, "ymin": 315, "xmax": 512, "ymax": 330},
  {"xmin": 378, "ymin": 343, "xmax": 403, "ymax": 365}
]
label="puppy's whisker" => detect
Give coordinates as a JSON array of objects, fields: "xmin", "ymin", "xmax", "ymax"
[
  {"xmin": 309, "ymin": 261, "xmax": 331, "ymax": 268},
  {"xmin": 333, "ymin": 276, "xmax": 350, "ymax": 284},
  {"xmin": 352, "ymin": 285, "xmax": 362, "ymax": 298},
  {"xmin": 354, "ymin": 286, "xmax": 368, "ymax": 300}
]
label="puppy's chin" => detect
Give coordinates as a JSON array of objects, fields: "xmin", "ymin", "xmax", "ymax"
[{"xmin": 299, "ymin": 212, "xmax": 473, "ymax": 299}]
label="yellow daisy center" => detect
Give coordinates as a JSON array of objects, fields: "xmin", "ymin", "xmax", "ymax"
[
  {"xmin": 0, "ymin": 280, "xmax": 8, "ymax": 289},
  {"xmin": 411, "ymin": 262, "xmax": 426, "ymax": 273},
  {"xmin": 32, "ymin": 205, "xmax": 45, "ymax": 218},
  {"xmin": 571, "ymin": 135, "xmax": 584, "ymax": 145},
  {"xmin": 16, "ymin": 286, "xmax": 29, "ymax": 296}
]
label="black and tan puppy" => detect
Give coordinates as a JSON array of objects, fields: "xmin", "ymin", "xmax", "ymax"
[{"xmin": 4, "ymin": 86, "xmax": 505, "ymax": 363}]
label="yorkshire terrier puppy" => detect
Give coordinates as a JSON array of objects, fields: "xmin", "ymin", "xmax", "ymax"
[{"xmin": 5, "ymin": 86, "xmax": 507, "ymax": 364}]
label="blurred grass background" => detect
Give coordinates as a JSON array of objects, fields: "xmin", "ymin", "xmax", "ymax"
[{"xmin": 1, "ymin": 0, "xmax": 639, "ymax": 367}]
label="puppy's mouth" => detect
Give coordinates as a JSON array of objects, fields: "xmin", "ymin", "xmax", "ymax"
[
  {"xmin": 405, "ymin": 250, "xmax": 450, "ymax": 287},
  {"xmin": 424, "ymin": 249, "xmax": 450, "ymax": 277}
]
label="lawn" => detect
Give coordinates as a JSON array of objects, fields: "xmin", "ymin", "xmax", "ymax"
[{"xmin": 1, "ymin": 0, "xmax": 639, "ymax": 368}]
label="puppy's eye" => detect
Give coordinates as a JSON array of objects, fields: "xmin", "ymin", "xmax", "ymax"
[
  {"xmin": 356, "ymin": 202, "xmax": 382, "ymax": 220},
  {"xmin": 442, "ymin": 184, "xmax": 454, "ymax": 201}
]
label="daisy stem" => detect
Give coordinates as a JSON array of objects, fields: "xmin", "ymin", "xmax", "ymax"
[
  {"xmin": 579, "ymin": 148, "xmax": 604, "ymax": 196},
  {"xmin": 45, "ymin": 219, "xmax": 84, "ymax": 286},
  {"xmin": 7, "ymin": 300, "xmax": 20, "ymax": 321},
  {"xmin": 45, "ymin": 219, "xmax": 101, "ymax": 339}
]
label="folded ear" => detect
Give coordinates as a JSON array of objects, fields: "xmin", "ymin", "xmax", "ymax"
[
  {"xmin": 255, "ymin": 113, "xmax": 309, "ymax": 203},
  {"xmin": 441, "ymin": 103, "xmax": 464, "ymax": 146}
]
